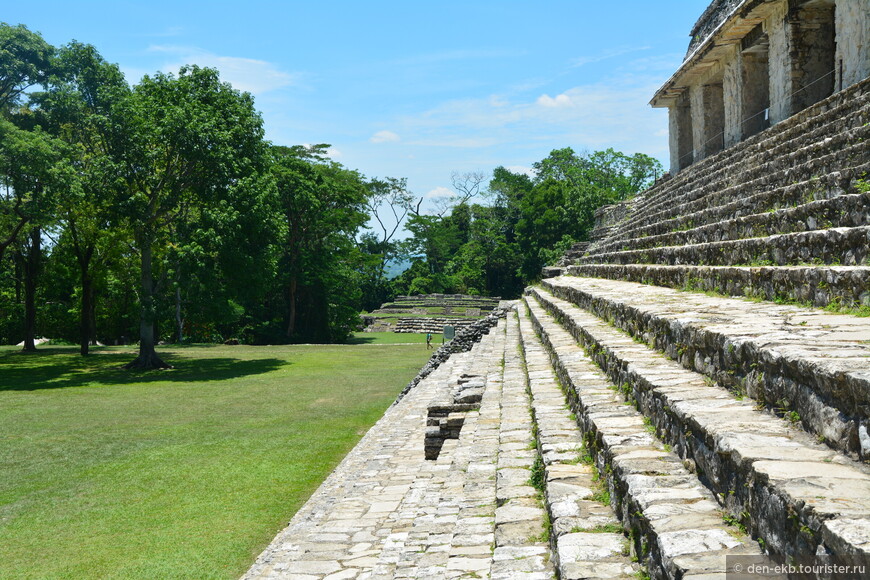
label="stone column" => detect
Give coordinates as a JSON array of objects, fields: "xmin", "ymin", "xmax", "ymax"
[
  {"xmin": 668, "ymin": 91, "xmax": 694, "ymax": 174},
  {"xmin": 723, "ymin": 46, "xmax": 743, "ymax": 148},
  {"xmin": 836, "ymin": 0, "xmax": 870, "ymax": 90},
  {"xmin": 767, "ymin": 1, "xmax": 791, "ymax": 125}
]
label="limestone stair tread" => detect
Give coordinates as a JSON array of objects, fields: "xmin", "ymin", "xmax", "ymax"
[
  {"xmin": 509, "ymin": 309, "xmax": 639, "ymax": 579},
  {"xmin": 578, "ymin": 225, "xmax": 870, "ymax": 267},
  {"xmin": 540, "ymin": 276, "xmax": 870, "ymax": 452},
  {"xmin": 493, "ymin": 312, "xmax": 556, "ymax": 579},
  {"xmin": 587, "ymin": 191, "xmax": 870, "ymax": 258},
  {"xmin": 565, "ymin": 263, "xmax": 870, "ymax": 309},
  {"xmin": 526, "ymin": 284, "xmax": 870, "ymax": 557},
  {"xmin": 516, "ymin": 300, "xmax": 761, "ymax": 578}
]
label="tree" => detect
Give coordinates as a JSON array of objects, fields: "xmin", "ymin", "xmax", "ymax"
[
  {"xmin": 162, "ymin": 171, "xmax": 282, "ymax": 344},
  {"xmin": 111, "ymin": 65, "xmax": 266, "ymax": 369},
  {"xmin": 359, "ymin": 176, "xmax": 413, "ymax": 310},
  {"xmin": 270, "ymin": 145, "xmax": 370, "ymax": 343},
  {"xmin": 35, "ymin": 41, "xmax": 131, "ymax": 355},
  {"xmin": 0, "ymin": 23, "xmax": 53, "ymax": 111}
]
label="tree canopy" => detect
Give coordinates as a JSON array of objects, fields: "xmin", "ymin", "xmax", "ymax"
[
  {"xmin": 392, "ymin": 147, "xmax": 662, "ymax": 297},
  {"xmin": 0, "ymin": 22, "xmax": 664, "ymax": 365}
]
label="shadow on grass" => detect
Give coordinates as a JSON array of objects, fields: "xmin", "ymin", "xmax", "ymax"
[{"xmin": 0, "ymin": 348, "xmax": 289, "ymax": 392}]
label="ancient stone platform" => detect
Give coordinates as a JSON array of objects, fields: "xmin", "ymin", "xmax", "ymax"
[
  {"xmin": 364, "ymin": 294, "xmax": 501, "ymax": 334},
  {"xmin": 245, "ymin": 32, "xmax": 870, "ymax": 580}
]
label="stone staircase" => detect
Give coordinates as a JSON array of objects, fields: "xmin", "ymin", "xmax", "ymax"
[
  {"xmin": 510, "ymin": 75, "xmax": 870, "ymax": 574},
  {"xmin": 246, "ymin": 311, "xmax": 650, "ymax": 579},
  {"xmin": 246, "ymin": 73, "xmax": 870, "ymax": 580},
  {"xmin": 395, "ymin": 317, "xmax": 478, "ymax": 334},
  {"xmin": 559, "ymin": 76, "xmax": 870, "ymax": 313}
]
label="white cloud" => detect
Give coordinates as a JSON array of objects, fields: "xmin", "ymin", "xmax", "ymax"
[
  {"xmin": 424, "ymin": 186, "xmax": 454, "ymax": 199},
  {"xmin": 370, "ymin": 130, "xmax": 400, "ymax": 143},
  {"xmin": 536, "ymin": 93, "xmax": 575, "ymax": 108},
  {"xmin": 505, "ymin": 165, "xmax": 535, "ymax": 177},
  {"xmin": 147, "ymin": 45, "xmax": 295, "ymax": 95},
  {"xmin": 388, "ymin": 64, "xmax": 671, "ymax": 164}
]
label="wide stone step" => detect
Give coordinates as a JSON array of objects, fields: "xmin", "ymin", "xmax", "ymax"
[
  {"xmin": 588, "ymin": 191, "xmax": 870, "ymax": 258},
  {"xmin": 539, "ymin": 275, "xmax": 870, "ymax": 458},
  {"xmin": 633, "ymin": 106, "xmax": 870, "ymax": 224},
  {"xmin": 565, "ymin": 263, "xmax": 870, "ymax": 310},
  {"xmin": 517, "ymin": 299, "xmax": 761, "ymax": 577},
  {"xmin": 627, "ymin": 80, "xmax": 870, "ymax": 221},
  {"xmin": 593, "ymin": 161, "xmax": 870, "ymax": 254},
  {"xmin": 491, "ymin": 313, "xmax": 556, "ymax": 579},
  {"xmin": 593, "ymin": 160, "xmax": 870, "ymax": 258},
  {"xmin": 506, "ymin": 309, "xmax": 638, "ymax": 580},
  {"xmin": 526, "ymin": 286, "xmax": 870, "ymax": 559},
  {"xmin": 578, "ymin": 225, "xmax": 870, "ymax": 268},
  {"xmin": 593, "ymin": 138, "xmax": 870, "ymax": 253}
]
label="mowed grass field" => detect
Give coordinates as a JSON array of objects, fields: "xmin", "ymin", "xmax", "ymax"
[{"xmin": 0, "ymin": 333, "xmax": 431, "ymax": 579}]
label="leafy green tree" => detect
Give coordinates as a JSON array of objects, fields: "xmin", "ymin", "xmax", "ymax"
[
  {"xmin": 34, "ymin": 41, "xmax": 131, "ymax": 354},
  {"xmin": 162, "ymin": 171, "xmax": 282, "ymax": 344},
  {"xmin": 0, "ymin": 123, "xmax": 72, "ymax": 351},
  {"xmin": 270, "ymin": 144, "xmax": 370, "ymax": 343},
  {"xmin": 111, "ymin": 65, "xmax": 266, "ymax": 368},
  {"xmin": 0, "ymin": 23, "xmax": 53, "ymax": 111}
]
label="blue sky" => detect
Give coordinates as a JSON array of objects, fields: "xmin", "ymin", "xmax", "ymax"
[{"xmin": 6, "ymin": 1, "xmax": 708, "ymax": 209}]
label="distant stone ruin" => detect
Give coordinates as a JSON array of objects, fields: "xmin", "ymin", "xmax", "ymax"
[
  {"xmin": 247, "ymin": 1, "xmax": 870, "ymax": 578},
  {"xmin": 363, "ymin": 293, "xmax": 501, "ymax": 333}
]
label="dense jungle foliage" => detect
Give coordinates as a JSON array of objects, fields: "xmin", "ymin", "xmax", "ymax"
[{"xmin": 0, "ymin": 23, "xmax": 661, "ymax": 362}]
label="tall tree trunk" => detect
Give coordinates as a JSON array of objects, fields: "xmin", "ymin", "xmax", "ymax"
[
  {"xmin": 88, "ymin": 284, "xmax": 97, "ymax": 345},
  {"xmin": 175, "ymin": 286, "xmax": 183, "ymax": 343},
  {"xmin": 125, "ymin": 235, "xmax": 171, "ymax": 369},
  {"xmin": 286, "ymin": 276, "xmax": 297, "ymax": 338},
  {"xmin": 22, "ymin": 227, "xmax": 40, "ymax": 352},
  {"xmin": 80, "ymin": 271, "xmax": 93, "ymax": 356}
]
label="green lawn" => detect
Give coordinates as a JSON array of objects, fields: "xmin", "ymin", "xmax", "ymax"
[{"xmin": 0, "ymin": 341, "xmax": 432, "ymax": 579}]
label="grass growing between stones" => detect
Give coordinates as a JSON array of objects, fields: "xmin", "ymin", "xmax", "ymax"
[{"xmin": 0, "ymin": 342, "xmax": 432, "ymax": 579}]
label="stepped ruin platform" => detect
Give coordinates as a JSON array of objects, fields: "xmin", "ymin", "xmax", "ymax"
[{"xmin": 363, "ymin": 294, "xmax": 502, "ymax": 334}]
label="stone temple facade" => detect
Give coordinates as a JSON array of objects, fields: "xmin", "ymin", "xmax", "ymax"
[{"xmin": 652, "ymin": 0, "xmax": 870, "ymax": 175}]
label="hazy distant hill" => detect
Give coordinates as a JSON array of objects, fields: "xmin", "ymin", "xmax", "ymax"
[{"xmin": 384, "ymin": 258, "xmax": 413, "ymax": 279}]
